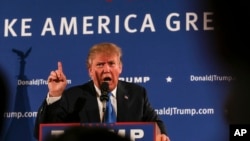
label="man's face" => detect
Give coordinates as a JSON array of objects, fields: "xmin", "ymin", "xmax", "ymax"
[{"xmin": 88, "ymin": 53, "xmax": 122, "ymax": 91}]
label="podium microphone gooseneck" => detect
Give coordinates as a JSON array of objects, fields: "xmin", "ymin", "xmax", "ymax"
[{"xmin": 100, "ymin": 82, "xmax": 109, "ymax": 123}]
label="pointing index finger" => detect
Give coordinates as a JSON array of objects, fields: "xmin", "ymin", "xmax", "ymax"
[{"xmin": 58, "ymin": 61, "xmax": 63, "ymax": 72}]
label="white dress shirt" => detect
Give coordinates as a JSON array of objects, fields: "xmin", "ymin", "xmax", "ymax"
[{"xmin": 94, "ymin": 85, "xmax": 117, "ymax": 121}]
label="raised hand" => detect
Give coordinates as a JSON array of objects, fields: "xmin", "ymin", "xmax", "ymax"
[{"xmin": 48, "ymin": 61, "xmax": 67, "ymax": 97}]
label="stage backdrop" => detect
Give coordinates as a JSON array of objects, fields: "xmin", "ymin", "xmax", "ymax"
[{"xmin": 1, "ymin": 1, "xmax": 232, "ymax": 141}]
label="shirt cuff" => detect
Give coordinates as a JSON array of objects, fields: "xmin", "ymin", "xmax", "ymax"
[{"xmin": 46, "ymin": 92, "xmax": 61, "ymax": 105}]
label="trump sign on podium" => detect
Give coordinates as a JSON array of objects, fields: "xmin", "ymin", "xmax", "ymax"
[{"xmin": 39, "ymin": 122, "xmax": 160, "ymax": 141}]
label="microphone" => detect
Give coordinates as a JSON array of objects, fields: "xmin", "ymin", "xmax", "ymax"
[
  {"xmin": 100, "ymin": 82, "xmax": 109, "ymax": 102},
  {"xmin": 100, "ymin": 82, "xmax": 110, "ymax": 123}
]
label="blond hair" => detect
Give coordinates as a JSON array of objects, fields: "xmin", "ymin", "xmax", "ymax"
[{"xmin": 86, "ymin": 42, "xmax": 122, "ymax": 68}]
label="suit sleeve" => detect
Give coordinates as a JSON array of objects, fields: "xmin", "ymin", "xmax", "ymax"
[
  {"xmin": 33, "ymin": 98, "xmax": 67, "ymax": 139},
  {"xmin": 33, "ymin": 87, "xmax": 88, "ymax": 139},
  {"xmin": 33, "ymin": 99, "xmax": 47, "ymax": 139},
  {"xmin": 142, "ymin": 88, "xmax": 168, "ymax": 135}
]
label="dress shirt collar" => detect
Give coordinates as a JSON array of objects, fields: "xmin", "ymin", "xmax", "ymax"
[{"xmin": 94, "ymin": 84, "xmax": 117, "ymax": 98}]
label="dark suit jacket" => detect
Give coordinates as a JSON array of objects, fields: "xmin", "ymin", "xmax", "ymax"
[{"xmin": 34, "ymin": 80, "xmax": 167, "ymax": 139}]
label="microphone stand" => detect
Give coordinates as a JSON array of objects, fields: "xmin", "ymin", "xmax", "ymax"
[
  {"xmin": 100, "ymin": 82, "xmax": 109, "ymax": 123},
  {"xmin": 102, "ymin": 103, "xmax": 106, "ymax": 123},
  {"xmin": 100, "ymin": 93, "xmax": 108, "ymax": 123}
]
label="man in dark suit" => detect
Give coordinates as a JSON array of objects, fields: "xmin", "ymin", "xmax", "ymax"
[{"xmin": 34, "ymin": 42, "xmax": 170, "ymax": 141}]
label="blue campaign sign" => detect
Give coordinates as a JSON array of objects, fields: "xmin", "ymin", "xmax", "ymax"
[
  {"xmin": 40, "ymin": 122, "xmax": 157, "ymax": 141},
  {"xmin": 97, "ymin": 122, "xmax": 157, "ymax": 141}
]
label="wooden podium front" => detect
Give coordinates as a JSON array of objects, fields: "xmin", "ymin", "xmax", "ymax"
[{"xmin": 39, "ymin": 122, "xmax": 160, "ymax": 141}]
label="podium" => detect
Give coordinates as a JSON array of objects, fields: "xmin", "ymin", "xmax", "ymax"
[{"xmin": 39, "ymin": 122, "xmax": 161, "ymax": 141}]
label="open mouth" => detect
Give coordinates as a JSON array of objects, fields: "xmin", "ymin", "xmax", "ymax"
[{"xmin": 103, "ymin": 77, "xmax": 111, "ymax": 82}]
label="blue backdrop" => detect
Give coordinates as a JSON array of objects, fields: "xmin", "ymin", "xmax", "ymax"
[{"xmin": 0, "ymin": 1, "xmax": 232, "ymax": 141}]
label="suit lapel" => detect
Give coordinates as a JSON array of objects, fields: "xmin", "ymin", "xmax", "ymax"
[
  {"xmin": 116, "ymin": 81, "xmax": 130, "ymax": 121},
  {"xmin": 79, "ymin": 81, "xmax": 101, "ymax": 123}
]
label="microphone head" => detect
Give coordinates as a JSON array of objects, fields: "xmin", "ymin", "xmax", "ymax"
[
  {"xmin": 100, "ymin": 82, "xmax": 109, "ymax": 102},
  {"xmin": 100, "ymin": 82, "xmax": 109, "ymax": 93}
]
